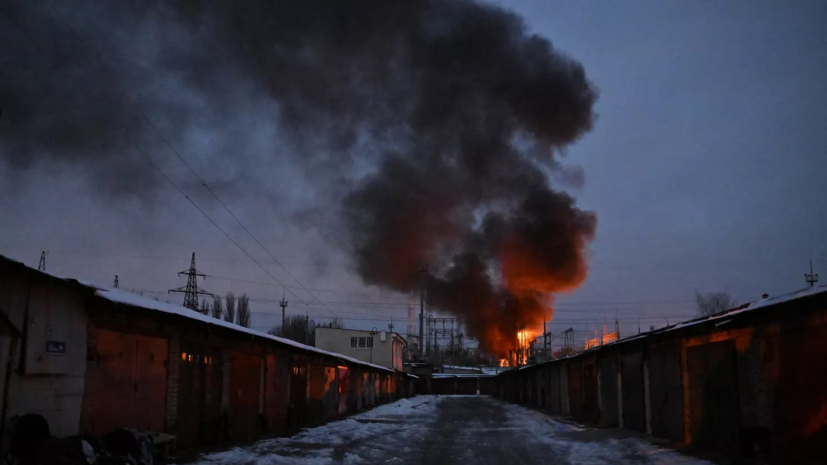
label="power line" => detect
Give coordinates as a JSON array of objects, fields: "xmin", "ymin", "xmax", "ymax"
[
  {"xmin": 17, "ymin": 1, "xmax": 324, "ymax": 313},
  {"xmin": 2, "ymin": 4, "xmax": 319, "ymax": 313},
  {"xmin": 42, "ymin": 0, "xmax": 337, "ymax": 315},
  {"xmin": 130, "ymin": 288, "xmax": 698, "ymax": 310},
  {"xmin": 0, "ymin": 246, "xmax": 350, "ymax": 267}
]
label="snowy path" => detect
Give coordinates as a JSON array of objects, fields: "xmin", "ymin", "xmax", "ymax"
[{"xmin": 187, "ymin": 396, "xmax": 718, "ymax": 464}]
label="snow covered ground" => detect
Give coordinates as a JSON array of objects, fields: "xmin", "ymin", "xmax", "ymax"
[{"xmin": 186, "ymin": 396, "xmax": 718, "ymax": 464}]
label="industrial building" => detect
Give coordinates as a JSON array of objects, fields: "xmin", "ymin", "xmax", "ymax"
[
  {"xmin": 314, "ymin": 327, "xmax": 406, "ymax": 371},
  {"xmin": 495, "ymin": 284, "xmax": 827, "ymax": 464},
  {"xmin": 0, "ymin": 256, "xmax": 416, "ymax": 456}
]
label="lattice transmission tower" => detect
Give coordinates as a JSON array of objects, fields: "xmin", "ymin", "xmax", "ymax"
[{"xmin": 169, "ymin": 252, "xmax": 213, "ymax": 311}]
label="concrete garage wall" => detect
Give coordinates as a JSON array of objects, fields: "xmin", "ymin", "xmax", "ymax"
[{"xmin": 0, "ymin": 266, "xmax": 87, "ymax": 439}]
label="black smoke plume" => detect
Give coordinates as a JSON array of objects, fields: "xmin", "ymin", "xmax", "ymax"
[{"xmin": 0, "ymin": 0, "xmax": 597, "ymax": 354}]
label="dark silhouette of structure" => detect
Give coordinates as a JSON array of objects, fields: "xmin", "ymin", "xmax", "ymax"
[
  {"xmin": 805, "ymin": 258, "xmax": 819, "ymax": 287},
  {"xmin": 169, "ymin": 253, "xmax": 213, "ymax": 311},
  {"xmin": 279, "ymin": 291, "xmax": 288, "ymax": 333}
]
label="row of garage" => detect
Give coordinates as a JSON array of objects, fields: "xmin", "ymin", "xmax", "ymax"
[
  {"xmin": 496, "ymin": 285, "xmax": 827, "ymax": 464},
  {"xmin": 0, "ymin": 256, "xmax": 416, "ymax": 455}
]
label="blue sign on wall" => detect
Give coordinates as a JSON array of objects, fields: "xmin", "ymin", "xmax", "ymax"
[{"xmin": 46, "ymin": 340, "xmax": 66, "ymax": 356}]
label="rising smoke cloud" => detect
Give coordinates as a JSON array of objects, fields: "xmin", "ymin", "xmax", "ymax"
[{"xmin": 0, "ymin": 0, "xmax": 597, "ymax": 354}]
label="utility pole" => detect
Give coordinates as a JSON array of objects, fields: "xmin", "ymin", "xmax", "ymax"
[
  {"xmin": 805, "ymin": 258, "xmax": 819, "ymax": 287},
  {"xmin": 279, "ymin": 291, "xmax": 288, "ymax": 335},
  {"xmin": 38, "ymin": 251, "xmax": 47, "ymax": 271},
  {"xmin": 418, "ymin": 265, "xmax": 428, "ymax": 358},
  {"xmin": 168, "ymin": 253, "xmax": 213, "ymax": 311},
  {"xmin": 113, "ymin": 275, "xmax": 119, "ymax": 288},
  {"xmin": 638, "ymin": 309, "xmax": 641, "ymax": 335}
]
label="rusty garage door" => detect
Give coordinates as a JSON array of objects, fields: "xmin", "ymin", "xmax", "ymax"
[
  {"xmin": 621, "ymin": 350, "xmax": 646, "ymax": 432},
  {"xmin": 289, "ymin": 355, "xmax": 309, "ymax": 427},
  {"xmin": 688, "ymin": 340, "xmax": 740, "ymax": 453},
  {"xmin": 324, "ymin": 366, "xmax": 337, "ymax": 419},
  {"xmin": 229, "ymin": 351, "xmax": 262, "ymax": 443},
  {"xmin": 568, "ymin": 360, "xmax": 583, "ymax": 422},
  {"xmin": 264, "ymin": 351, "xmax": 290, "ymax": 434},
  {"xmin": 583, "ymin": 361, "xmax": 600, "ymax": 425},
  {"xmin": 84, "ymin": 329, "xmax": 167, "ymax": 435},
  {"xmin": 648, "ymin": 341, "xmax": 685, "ymax": 442},
  {"xmin": 177, "ymin": 344, "xmax": 223, "ymax": 448}
]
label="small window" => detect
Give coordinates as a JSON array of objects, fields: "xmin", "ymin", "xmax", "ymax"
[
  {"xmin": 181, "ymin": 352, "xmax": 187, "ymax": 362},
  {"xmin": 366, "ymin": 337, "xmax": 373, "ymax": 348},
  {"xmin": 358, "ymin": 337, "xmax": 366, "ymax": 348},
  {"xmin": 351, "ymin": 337, "xmax": 358, "ymax": 349}
]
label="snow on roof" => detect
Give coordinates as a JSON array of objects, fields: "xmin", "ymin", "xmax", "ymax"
[
  {"xmin": 1, "ymin": 255, "xmax": 80, "ymax": 284},
  {"xmin": 0, "ymin": 257, "xmax": 398, "ymax": 374},
  {"xmin": 91, "ymin": 286, "xmax": 396, "ymax": 373},
  {"xmin": 515, "ymin": 284, "xmax": 827, "ymax": 372},
  {"xmin": 662, "ymin": 284, "xmax": 827, "ymax": 334}
]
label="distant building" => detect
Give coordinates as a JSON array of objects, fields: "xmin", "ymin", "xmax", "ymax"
[{"xmin": 315, "ymin": 327, "xmax": 406, "ymax": 371}]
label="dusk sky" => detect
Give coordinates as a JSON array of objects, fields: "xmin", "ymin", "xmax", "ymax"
[{"xmin": 1, "ymin": 0, "xmax": 825, "ymax": 349}]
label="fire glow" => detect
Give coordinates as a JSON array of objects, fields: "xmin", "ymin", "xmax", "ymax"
[{"xmin": 2, "ymin": 0, "xmax": 599, "ymax": 361}]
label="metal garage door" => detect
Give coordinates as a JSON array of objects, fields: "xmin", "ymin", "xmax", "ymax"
[
  {"xmin": 177, "ymin": 344, "xmax": 223, "ymax": 447},
  {"xmin": 688, "ymin": 340, "xmax": 740, "ymax": 453},
  {"xmin": 84, "ymin": 329, "xmax": 167, "ymax": 435}
]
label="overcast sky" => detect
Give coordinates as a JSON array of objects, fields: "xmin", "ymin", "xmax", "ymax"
[{"xmin": 1, "ymin": 0, "xmax": 825, "ymax": 347}]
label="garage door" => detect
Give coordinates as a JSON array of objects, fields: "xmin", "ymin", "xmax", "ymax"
[{"xmin": 83, "ymin": 329, "xmax": 167, "ymax": 435}]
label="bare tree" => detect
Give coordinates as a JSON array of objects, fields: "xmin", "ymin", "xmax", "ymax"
[
  {"xmin": 694, "ymin": 291, "xmax": 735, "ymax": 317},
  {"xmin": 211, "ymin": 295, "xmax": 223, "ymax": 319},
  {"xmin": 199, "ymin": 299, "xmax": 209, "ymax": 315},
  {"xmin": 268, "ymin": 315, "xmax": 315, "ymax": 345},
  {"xmin": 236, "ymin": 294, "xmax": 251, "ymax": 328},
  {"xmin": 224, "ymin": 292, "xmax": 236, "ymax": 323},
  {"xmin": 317, "ymin": 317, "xmax": 345, "ymax": 329}
]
